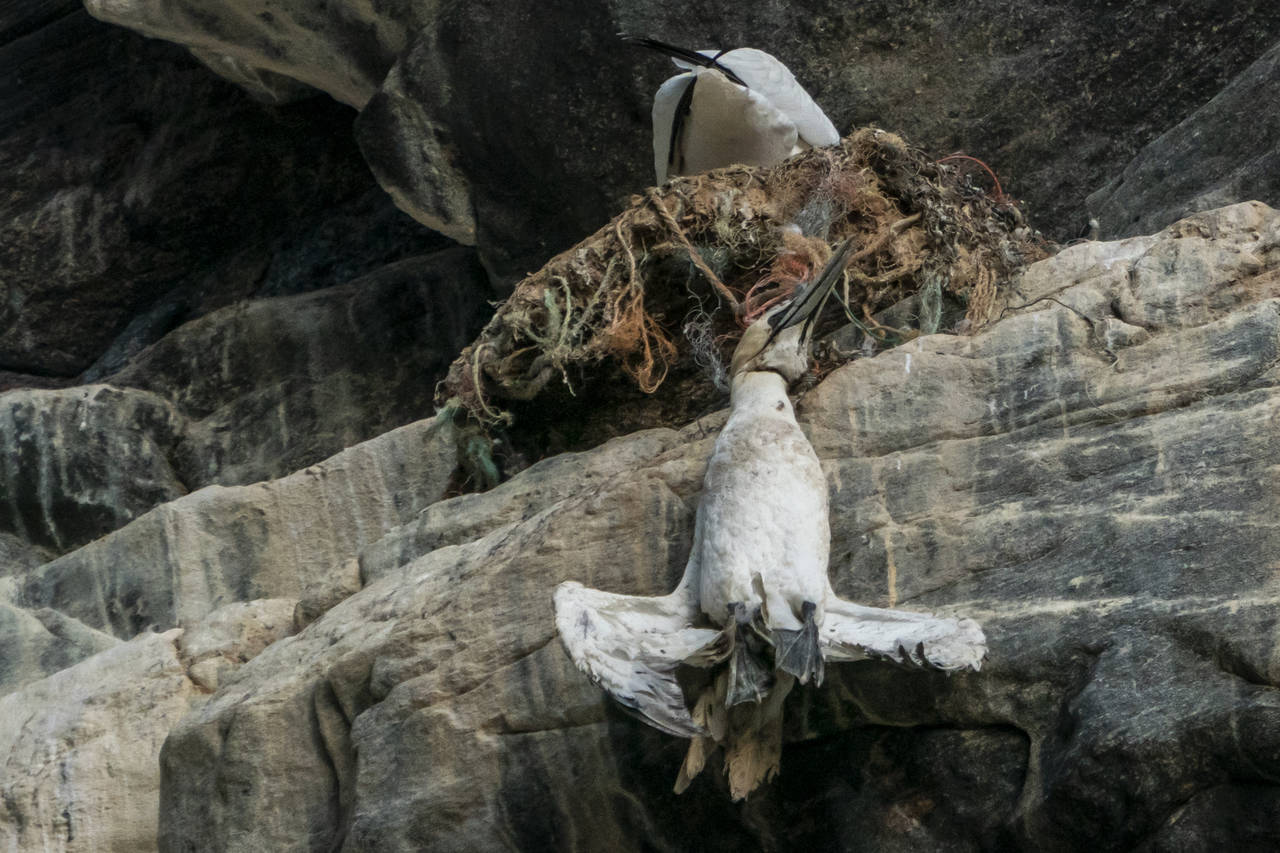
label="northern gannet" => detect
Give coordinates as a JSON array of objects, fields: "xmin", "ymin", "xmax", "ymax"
[
  {"xmin": 555, "ymin": 240, "xmax": 987, "ymax": 799},
  {"xmin": 626, "ymin": 37, "xmax": 842, "ymax": 184}
]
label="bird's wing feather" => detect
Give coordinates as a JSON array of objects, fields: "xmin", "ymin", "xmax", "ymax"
[
  {"xmin": 820, "ymin": 596, "xmax": 987, "ymax": 671},
  {"xmin": 715, "ymin": 48, "xmax": 840, "ymax": 147},
  {"xmin": 554, "ymin": 580, "xmax": 722, "ymax": 737},
  {"xmin": 651, "ymin": 73, "xmax": 694, "ymax": 183},
  {"xmin": 620, "ymin": 37, "xmax": 746, "ymax": 85}
]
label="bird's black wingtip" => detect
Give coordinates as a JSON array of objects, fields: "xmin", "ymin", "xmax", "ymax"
[
  {"xmin": 620, "ymin": 35, "xmax": 687, "ymax": 54},
  {"xmin": 620, "ymin": 36, "xmax": 747, "ymax": 86}
]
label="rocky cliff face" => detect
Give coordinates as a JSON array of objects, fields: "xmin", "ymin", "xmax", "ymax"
[
  {"xmin": 4, "ymin": 1, "xmax": 1280, "ymax": 851},
  {"xmin": 74, "ymin": 0, "xmax": 1280, "ymax": 278},
  {"xmin": 7, "ymin": 202, "xmax": 1280, "ymax": 850},
  {"xmin": 1087, "ymin": 38, "xmax": 1280, "ymax": 239}
]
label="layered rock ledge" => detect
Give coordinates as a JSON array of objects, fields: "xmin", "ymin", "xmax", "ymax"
[{"xmin": 6, "ymin": 201, "xmax": 1279, "ymax": 851}]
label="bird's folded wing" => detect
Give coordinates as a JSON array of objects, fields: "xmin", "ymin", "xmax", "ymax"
[
  {"xmin": 714, "ymin": 48, "xmax": 840, "ymax": 148},
  {"xmin": 820, "ymin": 596, "xmax": 987, "ymax": 672},
  {"xmin": 554, "ymin": 580, "xmax": 723, "ymax": 737}
]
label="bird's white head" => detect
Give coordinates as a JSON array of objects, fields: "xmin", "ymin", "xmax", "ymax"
[
  {"xmin": 728, "ymin": 238, "xmax": 855, "ymax": 382},
  {"xmin": 730, "ymin": 311, "xmax": 809, "ymax": 381}
]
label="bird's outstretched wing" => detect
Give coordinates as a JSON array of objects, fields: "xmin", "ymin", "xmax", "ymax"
[
  {"xmin": 820, "ymin": 596, "xmax": 987, "ymax": 672},
  {"xmin": 714, "ymin": 48, "xmax": 840, "ymax": 148},
  {"xmin": 554, "ymin": 580, "xmax": 726, "ymax": 737}
]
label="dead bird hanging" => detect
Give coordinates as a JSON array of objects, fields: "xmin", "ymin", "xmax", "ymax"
[{"xmin": 554, "ymin": 243, "xmax": 987, "ymax": 800}]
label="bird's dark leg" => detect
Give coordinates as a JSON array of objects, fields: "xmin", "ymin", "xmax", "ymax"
[
  {"xmin": 726, "ymin": 602, "xmax": 774, "ymax": 706},
  {"xmin": 774, "ymin": 601, "xmax": 825, "ymax": 686}
]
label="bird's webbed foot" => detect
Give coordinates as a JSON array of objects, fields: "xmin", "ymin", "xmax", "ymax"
[
  {"xmin": 774, "ymin": 600, "xmax": 825, "ymax": 686},
  {"xmin": 725, "ymin": 602, "xmax": 774, "ymax": 706}
]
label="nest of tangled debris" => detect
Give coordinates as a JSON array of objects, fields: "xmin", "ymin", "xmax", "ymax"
[{"xmin": 438, "ymin": 128, "xmax": 1051, "ymax": 440}]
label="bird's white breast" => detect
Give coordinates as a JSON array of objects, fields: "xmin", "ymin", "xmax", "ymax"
[
  {"xmin": 679, "ymin": 70, "xmax": 800, "ymax": 177},
  {"xmin": 694, "ymin": 371, "xmax": 830, "ymax": 631}
]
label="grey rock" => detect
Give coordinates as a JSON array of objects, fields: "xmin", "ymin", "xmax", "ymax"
[
  {"xmin": 19, "ymin": 415, "xmax": 459, "ymax": 639},
  {"xmin": 0, "ymin": 385, "xmax": 187, "ymax": 553},
  {"xmin": 0, "ymin": 531, "xmax": 53, "ymax": 577},
  {"xmin": 0, "ymin": 250, "xmax": 489, "ymax": 564},
  {"xmin": 156, "ymin": 203, "xmax": 1280, "ymax": 850},
  {"xmin": 0, "ymin": 10, "xmax": 448, "ymax": 377},
  {"xmin": 0, "ymin": 630, "xmax": 195, "ymax": 853},
  {"xmin": 106, "ymin": 249, "xmax": 491, "ymax": 488},
  {"xmin": 1088, "ymin": 39, "xmax": 1280, "ymax": 239},
  {"xmin": 352, "ymin": 8, "xmax": 651, "ymax": 276},
  {"xmin": 0, "ymin": 0, "xmax": 78, "ymax": 46},
  {"xmin": 357, "ymin": 427, "xmax": 689, "ymax": 585},
  {"xmin": 355, "ymin": 49, "xmax": 477, "ymax": 247},
  {"xmin": 0, "ymin": 603, "xmax": 119, "ymax": 697},
  {"xmin": 0, "ymin": 598, "xmax": 310, "ymax": 852},
  {"xmin": 1135, "ymin": 784, "xmax": 1280, "ymax": 852},
  {"xmin": 292, "ymin": 559, "xmax": 363, "ymax": 631},
  {"xmin": 179, "ymin": 598, "xmax": 298, "ymax": 692},
  {"xmin": 185, "ymin": 47, "xmax": 318, "ymax": 105},
  {"xmin": 76, "ymin": 0, "xmax": 1280, "ymax": 277},
  {"xmin": 83, "ymin": 0, "xmax": 413, "ymax": 110}
]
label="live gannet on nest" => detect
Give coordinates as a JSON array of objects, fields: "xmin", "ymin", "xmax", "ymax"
[
  {"xmin": 555, "ymin": 240, "xmax": 988, "ymax": 800},
  {"xmin": 625, "ymin": 36, "xmax": 842, "ymax": 184}
]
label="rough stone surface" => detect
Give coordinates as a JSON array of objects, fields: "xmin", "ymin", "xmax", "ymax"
[
  {"xmin": 19, "ymin": 415, "xmax": 459, "ymax": 640},
  {"xmin": 0, "ymin": 532, "xmax": 52, "ymax": 579},
  {"xmin": 105, "ymin": 249, "xmax": 491, "ymax": 488},
  {"xmin": 357, "ymin": 427, "xmax": 689, "ymax": 585},
  {"xmin": 0, "ymin": 604, "xmax": 119, "ymax": 698},
  {"xmin": 82, "ymin": 0, "xmax": 413, "ymax": 109},
  {"xmin": 0, "ymin": 596, "xmax": 307, "ymax": 852},
  {"xmin": 0, "ymin": 8, "xmax": 451, "ymax": 378},
  {"xmin": 148, "ymin": 203, "xmax": 1280, "ymax": 851},
  {"xmin": 0, "ymin": 631, "xmax": 195, "ymax": 853},
  {"xmin": 81, "ymin": 0, "xmax": 1280, "ymax": 277},
  {"xmin": 178, "ymin": 598, "xmax": 298, "ymax": 692},
  {"xmin": 0, "ymin": 385, "xmax": 187, "ymax": 553},
  {"xmin": 1088, "ymin": 38, "xmax": 1280, "ymax": 239},
  {"xmin": 0, "ymin": 249, "xmax": 489, "ymax": 562}
]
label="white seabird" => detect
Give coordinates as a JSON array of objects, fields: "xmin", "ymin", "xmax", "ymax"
[
  {"xmin": 555, "ymin": 240, "xmax": 987, "ymax": 800},
  {"xmin": 626, "ymin": 37, "xmax": 842, "ymax": 184}
]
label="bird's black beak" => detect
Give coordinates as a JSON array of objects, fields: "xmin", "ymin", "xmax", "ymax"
[{"xmin": 764, "ymin": 237, "xmax": 855, "ymax": 347}]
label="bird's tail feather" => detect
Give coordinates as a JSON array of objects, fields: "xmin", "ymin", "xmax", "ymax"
[
  {"xmin": 674, "ymin": 671, "xmax": 728, "ymax": 793},
  {"xmin": 724, "ymin": 673, "xmax": 794, "ymax": 800}
]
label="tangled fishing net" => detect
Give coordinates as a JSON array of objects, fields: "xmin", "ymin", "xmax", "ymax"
[{"xmin": 438, "ymin": 128, "xmax": 1051, "ymax": 434}]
